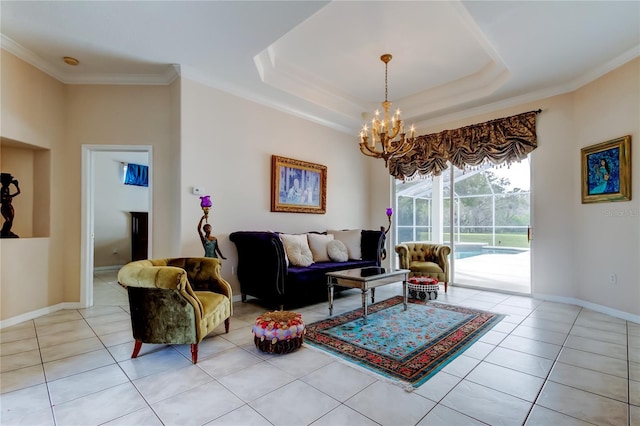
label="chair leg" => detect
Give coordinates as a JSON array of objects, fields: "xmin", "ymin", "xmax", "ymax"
[
  {"xmin": 224, "ymin": 318, "xmax": 230, "ymax": 333},
  {"xmin": 191, "ymin": 343, "xmax": 198, "ymax": 364},
  {"xmin": 131, "ymin": 340, "xmax": 143, "ymax": 358},
  {"xmin": 444, "ymin": 281, "xmax": 448, "ymax": 293}
]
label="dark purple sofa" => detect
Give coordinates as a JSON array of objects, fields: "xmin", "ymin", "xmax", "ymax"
[{"xmin": 229, "ymin": 230, "xmax": 385, "ymax": 309}]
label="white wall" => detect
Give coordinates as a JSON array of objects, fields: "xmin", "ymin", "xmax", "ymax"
[
  {"xmin": 93, "ymin": 151, "xmax": 149, "ymax": 267},
  {"xmin": 179, "ymin": 77, "xmax": 372, "ymax": 294}
]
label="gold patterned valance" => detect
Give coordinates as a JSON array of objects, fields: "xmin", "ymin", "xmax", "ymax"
[{"xmin": 388, "ymin": 110, "xmax": 540, "ymax": 180}]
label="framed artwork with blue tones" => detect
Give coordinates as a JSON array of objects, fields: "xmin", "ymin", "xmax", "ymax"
[
  {"xmin": 271, "ymin": 155, "xmax": 327, "ymax": 214},
  {"xmin": 581, "ymin": 135, "xmax": 631, "ymax": 203}
]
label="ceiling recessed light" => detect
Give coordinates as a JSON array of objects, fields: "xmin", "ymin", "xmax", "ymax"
[{"xmin": 63, "ymin": 56, "xmax": 79, "ymax": 66}]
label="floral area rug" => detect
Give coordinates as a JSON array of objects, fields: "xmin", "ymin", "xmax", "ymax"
[{"xmin": 304, "ymin": 296, "xmax": 505, "ymax": 388}]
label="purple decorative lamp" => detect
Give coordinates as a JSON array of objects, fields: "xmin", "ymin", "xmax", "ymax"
[
  {"xmin": 384, "ymin": 207, "xmax": 393, "ymax": 235},
  {"xmin": 200, "ymin": 195, "xmax": 212, "ymax": 220}
]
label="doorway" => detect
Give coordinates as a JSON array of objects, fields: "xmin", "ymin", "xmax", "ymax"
[{"xmin": 80, "ymin": 145, "xmax": 153, "ymax": 308}]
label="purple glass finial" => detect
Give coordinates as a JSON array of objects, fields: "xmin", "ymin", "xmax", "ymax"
[
  {"xmin": 386, "ymin": 207, "xmax": 393, "ymax": 217},
  {"xmin": 200, "ymin": 195, "xmax": 212, "ymax": 208}
]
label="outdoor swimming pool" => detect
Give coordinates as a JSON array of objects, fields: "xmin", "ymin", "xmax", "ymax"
[{"xmin": 454, "ymin": 247, "xmax": 527, "ymax": 259}]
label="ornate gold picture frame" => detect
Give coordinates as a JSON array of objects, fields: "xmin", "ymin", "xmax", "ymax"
[
  {"xmin": 271, "ymin": 155, "xmax": 327, "ymax": 214},
  {"xmin": 581, "ymin": 135, "xmax": 631, "ymax": 204}
]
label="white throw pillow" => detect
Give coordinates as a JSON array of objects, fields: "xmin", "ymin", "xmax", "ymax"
[
  {"xmin": 307, "ymin": 233, "xmax": 334, "ymax": 262},
  {"xmin": 327, "ymin": 229, "xmax": 362, "ymax": 260},
  {"xmin": 279, "ymin": 233, "xmax": 314, "ymax": 267},
  {"xmin": 327, "ymin": 240, "xmax": 349, "ymax": 262}
]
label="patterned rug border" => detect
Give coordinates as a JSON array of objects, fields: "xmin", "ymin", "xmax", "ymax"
[{"xmin": 304, "ymin": 296, "xmax": 505, "ymax": 388}]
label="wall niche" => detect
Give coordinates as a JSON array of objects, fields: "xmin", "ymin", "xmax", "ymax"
[{"xmin": 1, "ymin": 137, "xmax": 50, "ymax": 238}]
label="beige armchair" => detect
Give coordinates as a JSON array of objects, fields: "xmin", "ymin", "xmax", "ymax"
[
  {"xmin": 117, "ymin": 257, "xmax": 232, "ymax": 364},
  {"xmin": 395, "ymin": 242, "xmax": 451, "ymax": 292}
]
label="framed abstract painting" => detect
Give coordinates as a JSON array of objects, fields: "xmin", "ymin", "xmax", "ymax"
[
  {"xmin": 581, "ymin": 135, "xmax": 631, "ymax": 203},
  {"xmin": 271, "ymin": 155, "xmax": 327, "ymax": 214}
]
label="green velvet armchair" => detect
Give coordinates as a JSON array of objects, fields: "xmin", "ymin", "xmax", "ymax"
[
  {"xmin": 117, "ymin": 257, "xmax": 232, "ymax": 364},
  {"xmin": 395, "ymin": 242, "xmax": 451, "ymax": 292}
]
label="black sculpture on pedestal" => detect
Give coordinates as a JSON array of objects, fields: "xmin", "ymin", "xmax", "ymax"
[{"xmin": 1, "ymin": 173, "xmax": 21, "ymax": 238}]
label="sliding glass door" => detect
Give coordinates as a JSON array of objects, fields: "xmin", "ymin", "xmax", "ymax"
[{"xmin": 395, "ymin": 159, "xmax": 531, "ymax": 293}]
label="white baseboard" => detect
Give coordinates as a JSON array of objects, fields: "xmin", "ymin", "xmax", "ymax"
[
  {"xmin": 533, "ymin": 292, "xmax": 640, "ymax": 324},
  {"xmin": 0, "ymin": 302, "xmax": 84, "ymax": 330},
  {"xmin": 94, "ymin": 265, "xmax": 124, "ymax": 272}
]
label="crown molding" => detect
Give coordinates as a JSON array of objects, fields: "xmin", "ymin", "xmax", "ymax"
[
  {"xmin": 417, "ymin": 45, "xmax": 640, "ymax": 130},
  {"xmin": 180, "ymin": 64, "xmax": 355, "ymax": 134},
  {"xmin": 254, "ymin": 47, "xmax": 368, "ymax": 122},
  {"xmin": 1, "ymin": 34, "xmax": 179, "ymax": 85},
  {"xmin": 57, "ymin": 66, "xmax": 180, "ymax": 86},
  {"xmin": 1, "ymin": 34, "xmax": 67, "ymax": 81},
  {"xmin": 3, "ymin": 32, "xmax": 636, "ymax": 133},
  {"xmin": 564, "ymin": 44, "xmax": 640, "ymax": 93}
]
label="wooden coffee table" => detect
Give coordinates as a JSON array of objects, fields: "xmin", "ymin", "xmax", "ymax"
[{"xmin": 326, "ymin": 267, "xmax": 409, "ymax": 321}]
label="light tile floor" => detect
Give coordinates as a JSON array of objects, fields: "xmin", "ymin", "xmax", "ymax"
[{"xmin": 1, "ymin": 270, "xmax": 638, "ymax": 425}]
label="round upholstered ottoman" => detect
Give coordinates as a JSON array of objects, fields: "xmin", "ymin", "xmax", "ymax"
[
  {"xmin": 252, "ymin": 311, "xmax": 305, "ymax": 354},
  {"xmin": 408, "ymin": 276, "xmax": 439, "ymax": 300}
]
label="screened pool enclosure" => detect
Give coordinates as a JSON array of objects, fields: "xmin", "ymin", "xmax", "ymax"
[{"xmin": 395, "ymin": 162, "xmax": 531, "ymax": 293}]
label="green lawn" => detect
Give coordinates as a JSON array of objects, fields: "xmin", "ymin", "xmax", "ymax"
[{"xmin": 442, "ymin": 233, "xmax": 529, "ymax": 248}]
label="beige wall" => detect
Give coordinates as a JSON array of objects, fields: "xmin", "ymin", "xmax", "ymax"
[
  {"xmin": 1, "ymin": 51, "xmax": 66, "ymax": 319},
  {"xmin": 179, "ymin": 78, "xmax": 371, "ymax": 293},
  {"xmin": 65, "ymin": 85, "xmax": 176, "ymax": 301},
  {"xmin": 1, "ymin": 50, "xmax": 178, "ymax": 321}
]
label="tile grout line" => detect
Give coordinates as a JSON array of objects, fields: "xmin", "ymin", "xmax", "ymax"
[
  {"xmin": 30, "ymin": 319, "xmax": 59, "ymax": 426},
  {"xmin": 519, "ymin": 304, "xmax": 589, "ymax": 425}
]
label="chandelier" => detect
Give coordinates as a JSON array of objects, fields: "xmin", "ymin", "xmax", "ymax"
[{"xmin": 359, "ymin": 54, "xmax": 415, "ymax": 166}]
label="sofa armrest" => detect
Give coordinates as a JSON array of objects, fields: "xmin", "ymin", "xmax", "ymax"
[
  {"xmin": 164, "ymin": 257, "xmax": 233, "ymax": 316},
  {"xmin": 434, "ymin": 245, "xmax": 451, "ymax": 275},
  {"xmin": 118, "ymin": 260, "xmax": 189, "ymax": 290},
  {"xmin": 230, "ymin": 231, "xmax": 287, "ymax": 300},
  {"xmin": 394, "ymin": 244, "xmax": 410, "ymax": 269},
  {"xmin": 164, "ymin": 258, "xmax": 231, "ymax": 295},
  {"xmin": 118, "ymin": 260, "xmax": 205, "ymax": 322},
  {"xmin": 361, "ymin": 230, "xmax": 385, "ymax": 264}
]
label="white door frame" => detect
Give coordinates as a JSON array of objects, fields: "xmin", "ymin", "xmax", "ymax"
[{"xmin": 80, "ymin": 144, "xmax": 153, "ymax": 308}]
